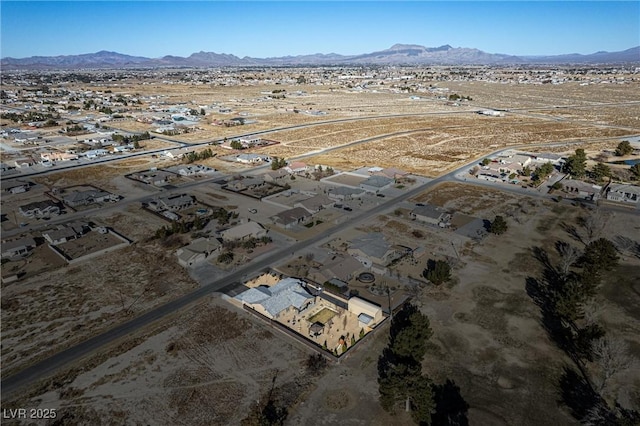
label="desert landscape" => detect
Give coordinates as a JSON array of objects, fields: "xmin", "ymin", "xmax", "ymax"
[{"xmin": 2, "ymin": 51, "xmax": 640, "ymax": 426}]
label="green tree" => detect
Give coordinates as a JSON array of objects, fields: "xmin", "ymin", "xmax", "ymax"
[
  {"xmin": 378, "ymin": 304, "xmax": 435, "ymax": 422},
  {"xmin": 359, "ymin": 328, "xmax": 365, "ymax": 339},
  {"xmin": 431, "ymin": 379, "xmax": 470, "ymax": 426},
  {"xmin": 423, "ymin": 259, "xmax": 452, "ymax": 286},
  {"xmin": 631, "ymin": 164, "xmax": 640, "ymax": 180},
  {"xmin": 591, "ymin": 163, "xmax": 611, "ymax": 182},
  {"xmin": 580, "ymin": 238, "xmax": 619, "ymax": 275},
  {"xmin": 565, "ymin": 149, "xmax": 587, "ymax": 178},
  {"xmin": 615, "ymin": 140, "xmax": 633, "ymax": 156},
  {"xmin": 230, "ymin": 140, "xmax": 243, "ymax": 150},
  {"xmin": 481, "ymin": 158, "xmax": 491, "ymax": 166},
  {"xmin": 534, "ymin": 162, "xmax": 555, "ymax": 181},
  {"xmin": 489, "ymin": 215, "xmax": 508, "ymax": 235},
  {"xmin": 521, "ymin": 166, "xmax": 532, "ymax": 177}
]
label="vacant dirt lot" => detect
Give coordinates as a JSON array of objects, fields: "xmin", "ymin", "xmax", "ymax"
[{"xmin": 1, "ymin": 241, "xmax": 198, "ymax": 377}]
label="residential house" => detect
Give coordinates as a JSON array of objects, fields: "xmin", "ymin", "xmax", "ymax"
[
  {"xmin": 285, "ymin": 161, "xmax": 308, "ymax": 175},
  {"xmin": 148, "ymin": 194, "xmax": 195, "ymax": 212},
  {"xmin": 63, "ymin": 189, "xmax": 118, "ymax": 207},
  {"xmin": 43, "ymin": 226, "xmax": 80, "ymax": 245},
  {"xmin": 270, "ymin": 207, "xmax": 312, "ymax": 229},
  {"xmin": 606, "ymin": 183, "xmax": 640, "ymax": 204},
  {"xmin": 234, "ymin": 277, "xmax": 315, "ymax": 320},
  {"xmin": 263, "ymin": 169, "xmax": 289, "ymax": 183},
  {"xmin": 563, "ymin": 179, "xmax": 602, "ymax": 201},
  {"xmin": 1, "ymin": 237, "xmax": 37, "ymax": 260},
  {"xmin": 347, "ymin": 232, "xmax": 403, "ymax": 268},
  {"xmin": 531, "ymin": 152, "xmax": 564, "ymax": 166},
  {"xmin": 327, "ymin": 186, "xmax": 365, "ymax": 201},
  {"xmin": 375, "ymin": 167, "xmax": 410, "ymax": 180},
  {"xmin": 410, "ymin": 205, "xmax": 452, "ymax": 227},
  {"xmin": 220, "ymin": 221, "xmax": 267, "ymax": 241},
  {"xmin": 236, "ymin": 153, "xmax": 270, "ymax": 164},
  {"xmin": 14, "ymin": 157, "xmax": 36, "ymax": 168},
  {"xmin": 226, "ymin": 177, "xmax": 266, "ymax": 192},
  {"xmin": 1, "ymin": 180, "xmax": 31, "ymax": 194},
  {"xmin": 19, "ymin": 200, "xmax": 61, "ymax": 218},
  {"xmin": 133, "ymin": 170, "xmax": 174, "ymax": 186},
  {"xmin": 84, "ymin": 149, "xmax": 109, "ymax": 159},
  {"xmin": 175, "ymin": 237, "xmax": 222, "ymax": 267},
  {"xmin": 294, "ymin": 194, "xmax": 334, "ymax": 214},
  {"xmin": 359, "ymin": 175, "xmax": 394, "ymax": 193},
  {"xmin": 309, "ymin": 253, "xmax": 363, "ymax": 284},
  {"xmin": 40, "ymin": 152, "xmax": 78, "ymax": 162}
]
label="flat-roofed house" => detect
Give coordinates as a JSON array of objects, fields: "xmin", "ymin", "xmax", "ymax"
[{"xmin": 606, "ymin": 183, "xmax": 640, "ymax": 204}]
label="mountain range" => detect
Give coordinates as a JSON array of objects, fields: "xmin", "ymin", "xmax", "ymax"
[{"xmin": 2, "ymin": 44, "xmax": 639, "ymax": 70}]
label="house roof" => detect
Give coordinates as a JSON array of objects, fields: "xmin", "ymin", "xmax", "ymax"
[
  {"xmin": 64, "ymin": 190, "xmax": 110, "ymax": 204},
  {"xmin": 271, "ymin": 207, "xmax": 311, "ymax": 225},
  {"xmin": 2, "ymin": 237, "xmax": 36, "ymax": 252},
  {"xmin": 158, "ymin": 193, "xmax": 193, "ymax": 208},
  {"xmin": 348, "ymin": 232, "xmax": 392, "ymax": 259},
  {"xmin": 220, "ymin": 221, "xmax": 265, "ymax": 240},
  {"xmin": 411, "ymin": 205, "xmax": 447, "ymax": 220},
  {"xmin": 44, "ymin": 227, "xmax": 77, "ymax": 241},
  {"xmin": 608, "ymin": 183, "xmax": 640, "ymax": 195},
  {"xmin": 318, "ymin": 254, "xmax": 362, "ymax": 282},
  {"xmin": 235, "ymin": 277, "xmax": 314, "ymax": 318},
  {"xmin": 328, "ymin": 186, "xmax": 365, "ymax": 196},
  {"xmin": 20, "ymin": 199, "xmax": 59, "ymax": 212},
  {"xmin": 564, "ymin": 180, "xmax": 602, "ymax": 193},
  {"xmin": 380, "ymin": 167, "xmax": 409, "ymax": 178},
  {"xmin": 296, "ymin": 194, "xmax": 334, "ymax": 213},
  {"xmin": 361, "ymin": 175, "xmax": 393, "ymax": 188}
]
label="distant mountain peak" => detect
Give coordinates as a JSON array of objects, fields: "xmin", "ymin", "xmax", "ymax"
[{"xmin": 1, "ymin": 44, "xmax": 638, "ymax": 70}]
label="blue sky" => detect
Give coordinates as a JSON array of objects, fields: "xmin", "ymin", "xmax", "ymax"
[{"xmin": 1, "ymin": 1, "xmax": 638, "ymax": 58}]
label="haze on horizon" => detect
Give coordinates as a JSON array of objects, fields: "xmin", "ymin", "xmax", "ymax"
[{"xmin": 1, "ymin": 1, "xmax": 638, "ymax": 59}]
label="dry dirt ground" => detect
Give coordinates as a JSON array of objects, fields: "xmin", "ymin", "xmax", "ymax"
[
  {"xmin": 5, "ymin": 185, "xmax": 637, "ymax": 425},
  {"xmin": 1, "ymin": 239, "xmax": 198, "ymax": 377}
]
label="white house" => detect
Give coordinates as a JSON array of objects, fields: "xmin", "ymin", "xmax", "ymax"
[{"xmin": 606, "ymin": 183, "xmax": 640, "ymax": 204}]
